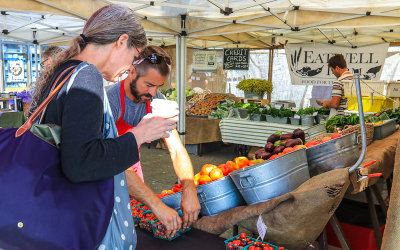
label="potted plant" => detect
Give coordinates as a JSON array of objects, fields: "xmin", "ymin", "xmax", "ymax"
[
  {"xmin": 296, "ymin": 107, "xmax": 318, "ymax": 127},
  {"xmin": 265, "ymin": 105, "xmax": 293, "ymax": 124},
  {"xmin": 237, "ymin": 78, "xmax": 273, "ymax": 100}
]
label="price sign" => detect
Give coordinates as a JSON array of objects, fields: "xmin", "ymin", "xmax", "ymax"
[{"xmin": 257, "ymin": 215, "xmax": 267, "ymax": 240}]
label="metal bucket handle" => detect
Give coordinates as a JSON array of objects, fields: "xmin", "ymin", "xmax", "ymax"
[
  {"xmin": 196, "ymin": 187, "xmax": 207, "ymax": 201},
  {"xmin": 239, "ymin": 173, "xmax": 256, "ymax": 188}
]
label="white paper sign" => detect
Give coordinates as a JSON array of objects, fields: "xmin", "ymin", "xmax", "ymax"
[
  {"xmin": 9, "ymin": 60, "xmax": 25, "ymax": 81},
  {"xmin": 193, "ymin": 50, "xmax": 217, "ymax": 72},
  {"xmin": 285, "ymin": 43, "xmax": 389, "ymax": 85},
  {"xmin": 257, "ymin": 215, "xmax": 267, "ymax": 240}
]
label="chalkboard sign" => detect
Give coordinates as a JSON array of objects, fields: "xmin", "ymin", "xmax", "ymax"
[{"xmin": 223, "ymin": 48, "xmax": 249, "ymax": 70}]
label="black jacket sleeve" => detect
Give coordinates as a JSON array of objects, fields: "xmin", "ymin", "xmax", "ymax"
[{"xmin": 60, "ymin": 65, "xmax": 140, "ymax": 182}]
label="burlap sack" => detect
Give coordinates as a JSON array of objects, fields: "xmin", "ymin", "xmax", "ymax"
[{"xmin": 193, "ymin": 169, "xmax": 350, "ymax": 250}]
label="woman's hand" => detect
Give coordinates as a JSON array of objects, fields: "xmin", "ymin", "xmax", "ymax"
[{"xmin": 130, "ymin": 112, "xmax": 178, "ymax": 145}]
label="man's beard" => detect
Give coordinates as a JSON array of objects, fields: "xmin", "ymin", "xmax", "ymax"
[{"xmin": 129, "ymin": 76, "xmax": 152, "ymax": 103}]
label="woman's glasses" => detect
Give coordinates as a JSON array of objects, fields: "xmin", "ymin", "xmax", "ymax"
[
  {"xmin": 40, "ymin": 58, "xmax": 49, "ymax": 69},
  {"xmin": 133, "ymin": 53, "xmax": 171, "ymax": 66}
]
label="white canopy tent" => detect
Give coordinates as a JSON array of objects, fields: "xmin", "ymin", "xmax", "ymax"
[{"xmin": 2, "ymin": 0, "xmax": 400, "ymax": 142}]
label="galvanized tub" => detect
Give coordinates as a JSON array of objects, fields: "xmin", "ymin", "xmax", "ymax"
[
  {"xmin": 229, "ymin": 149, "xmax": 310, "ymax": 205},
  {"xmin": 373, "ymin": 119, "xmax": 397, "ymax": 140},
  {"xmin": 301, "ymin": 115, "xmax": 315, "ymax": 127},
  {"xmin": 160, "ymin": 191, "xmax": 182, "ymax": 211},
  {"xmin": 306, "ymin": 131, "xmax": 359, "ymax": 177},
  {"xmin": 290, "ymin": 117, "xmax": 301, "ymax": 125},
  {"xmin": 196, "ymin": 176, "xmax": 245, "ymax": 216}
]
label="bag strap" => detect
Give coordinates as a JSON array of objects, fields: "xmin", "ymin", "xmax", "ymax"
[{"xmin": 15, "ymin": 65, "xmax": 77, "ymax": 137}]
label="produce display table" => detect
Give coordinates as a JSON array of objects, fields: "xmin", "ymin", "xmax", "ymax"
[
  {"xmin": 0, "ymin": 111, "xmax": 26, "ymax": 128},
  {"xmin": 219, "ymin": 118, "xmax": 326, "ymax": 147},
  {"xmin": 192, "ymin": 131, "xmax": 400, "ymax": 249},
  {"xmin": 136, "ymin": 227, "xmax": 226, "ymax": 250},
  {"xmin": 185, "ymin": 117, "xmax": 222, "ymax": 144}
]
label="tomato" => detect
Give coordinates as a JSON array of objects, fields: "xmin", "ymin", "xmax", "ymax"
[
  {"xmin": 293, "ymin": 145, "xmax": 307, "ymax": 150},
  {"xmin": 249, "ymin": 246, "xmax": 256, "ymax": 250},
  {"xmin": 174, "ymin": 183, "xmax": 182, "ymax": 188},
  {"xmin": 172, "ymin": 187, "xmax": 182, "ymax": 193},
  {"xmin": 248, "ymin": 160, "xmax": 255, "ymax": 166},
  {"xmin": 235, "ymin": 156, "xmax": 249, "ymax": 168},
  {"xmin": 321, "ymin": 136, "xmax": 331, "ymax": 143},
  {"xmin": 240, "ymin": 233, "xmax": 247, "ymax": 238},
  {"xmin": 282, "ymin": 147, "xmax": 293, "ymax": 154},
  {"xmin": 198, "ymin": 175, "xmax": 212, "ymax": 185},
  {"xmin": 226, "ymin": 160, "xmax": 238, "ymax": 170},
  {"xmin": 269, "ymin": 155, "xmax": 278, "ymax": 160},
  {"xmin": 194, "ymin": 179, "xmax": 199, "ymax": 186},
  {"xmin": 194, "ymin": 173, "xmax": 201, "ymax": 181},
  {"xmin": 219, "ymin": 164, "xmax": 232, "ymax": 176},
  {"xmin": 331, "ymin": 133, "xmax": 342, "ymax": 139},
  {"xmin": 305, "ymin": 141, "xmax": 319, "ymax": 148},
  {"xmin": 209, "ymin": 168, "xmax": 224, "ymax": 181},
  {"xmin": 201, "ymin": 164, "xmax": 217, "ymax": 176},
  {"xmin": 161, "ymin": 190, "xmax": 169, "ymax": 196}
]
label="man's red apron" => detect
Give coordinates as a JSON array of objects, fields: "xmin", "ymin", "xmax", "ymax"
[{"xmin": 115, "ymin": 80, "xmax": 151, "ymax": 182}]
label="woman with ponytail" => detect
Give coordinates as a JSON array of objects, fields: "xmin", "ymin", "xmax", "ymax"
[{"xmin": 30, "ymin": 4, "xmax": 184, "ymax": 249}]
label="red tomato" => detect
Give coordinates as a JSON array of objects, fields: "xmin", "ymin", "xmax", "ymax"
[
  {"xmin": 240, "ymin": 233, "xmax": 247, "ymax": 239},
  {"xmin": 201, "ymin": 164, "xmax": 217, "ymax": 176},
  {"xmin": 249, "ymin": 246, "xmax": 256, "ymax": 250},
  {"xmin": 235, "ymin": 156, "xmax": 249, "ymax": 168},
  {"xmin": 331, "ymin": 133, "xmax": 342, "ymax": 139}
]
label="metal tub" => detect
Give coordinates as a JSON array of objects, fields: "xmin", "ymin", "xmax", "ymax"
[
  {"xmin": 229, "ymin": 149, "xmax": 310, "ymax": 205},
  {"xmin": 160, "ymin": 191, "xmax": 182, "ymax": 211},
  {"xmin": 373, "ymin": 119, "xmax": 397, "ymax": 140},
  {"xmin": 306, "ymin": 131, "xmax": 359, "ymax": 177},
  {"xmin": 196, "ymin": 176, "xmax": 245, "ymax": 216}
]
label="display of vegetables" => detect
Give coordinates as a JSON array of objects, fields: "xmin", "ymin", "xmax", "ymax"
[
  {"xmin": 209, "ymin": 99, "xmax": 235, "ymax": 119},
  {"xmin": 325, "ymin": 114, "xmax": 359, "ymax": 133},
  {"xmin": 255, "ymin": 129, "xmax": 307, "ymax": 161}
]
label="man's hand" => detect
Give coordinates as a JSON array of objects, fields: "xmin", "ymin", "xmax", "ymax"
[
  {"xmin": 180, "ymin": 182, "xmax": 201, "ymax": 229},
  {"xmin": 152, "ymin": 203, "xmax": 182, "ymax": 237}
]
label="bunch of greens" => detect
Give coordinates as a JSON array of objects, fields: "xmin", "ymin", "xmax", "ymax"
[
  {"xmin": 317, "ymin": 108, "xmax": 330, "ymax": 116},
  {"xmin": 209, "ymin": 99, "xmax": 235, "ymax": 119},
  {"xmin": 236, "ymin": 79, "xmax": 273, "ymax": 95},
  {"xmin": 296, "ymin": 107, "xmax": 318, "ymax": 116},
  {"xmin": 325, "ymin": 114, "xmax": 359, "ymax": 133},
  {"xmin": 163, "ymin": 88, "xmax": 195, "ymax": 101},
  {"xmin": 265, "ymin": 105, "xmax": 294, "ymax": 118},
  {"xmin": 233, "ymin": 102, "xmax": 261, "ymax": 113}
]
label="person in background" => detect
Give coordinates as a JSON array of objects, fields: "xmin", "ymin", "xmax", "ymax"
[
  {"xmin": 106, "ymin": 45, "xmax": 200, "ymax": 229},
  {"xmin": 40, "ymin": 46, "xmax": 63, "ymax": 69},
  {"xmin": 316, "ymin": 54, "xmax": 353, "ymax": 117},
  {"xmin": 30, "ymin": 4, "xmax": 182, "ymax": 249}
]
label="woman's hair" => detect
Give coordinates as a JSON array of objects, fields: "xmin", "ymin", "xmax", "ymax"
[{"xmin": 31, "ymin": 4, "xmax": 147, "ymax": 110}]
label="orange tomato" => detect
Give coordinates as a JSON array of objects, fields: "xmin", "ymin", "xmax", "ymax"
[
  {"xmin": 282, "ymin": 147, "xmax": 293, "ymax": 154},
  {"xmin": 198, "ymin": 175, "xmax": 212, "ymax": 185},
  {"xmin": 248, "ymin": 160, "xmax": 255, "ymax": 166},
  {"xmin": 194, "ymin": 180, "xmax": 199, "ymax": 186},
  {"xmin": 161, "ymin": 190, "xmax": 169, "ymax": 196},
  {"xmin": 194, "ymin": 173, "xmax": 201, "ymax": 181},
  {"xmin": 209, "ymin": 168, "xmax": 224, "ymax": 181},
  {"xmin": 235, "ymin": 157, "xmax": 249, "ymax": 168},
  {"xmin": 321, "ymin": 137, "xmax": 331, "ymax": 143},
  {"xmin": 201, "ymin": 164, "xmax": 217, "ymax": 176},
  {"xmin": 305, "ymin": 141, "xmax": 318, "ymax": 148},
  {"xmin": 269, "ymin": 155, "xmax": 278, "ymax": 160},
  {"xmin": 293, "ymin": 145, "xmax": 307, "ymax": 150}
]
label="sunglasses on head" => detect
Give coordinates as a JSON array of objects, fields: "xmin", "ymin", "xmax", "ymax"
[{"xmin": 133, "ymin": 53, "xmax": 171, "ymax": 66}]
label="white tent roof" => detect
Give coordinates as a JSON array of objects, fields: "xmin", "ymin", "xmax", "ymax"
[{"xmin": 1, "ymin": 0, "xmax": 400, "ymax": 48}]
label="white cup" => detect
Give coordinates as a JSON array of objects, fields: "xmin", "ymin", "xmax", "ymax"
[{"xmin": 150, "ymin": 99, "xmax": 179, "ymax": 134}]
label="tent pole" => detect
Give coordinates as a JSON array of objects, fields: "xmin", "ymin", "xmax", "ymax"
[
  {"xmin": 178, "ymin": 35, "xmax": 186, "ymax": 144},
  {"xmin": 267, "ymin": 47, "xmax": 274, "ymax": 101},
  {"xmin": 35, "ymin": 43, "xmax": 38, "ymax": 86}
]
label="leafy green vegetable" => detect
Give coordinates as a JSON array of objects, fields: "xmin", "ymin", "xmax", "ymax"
[{"xmin": 325, "ymin": 114, "xmax": 360, "ymax": 133}]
